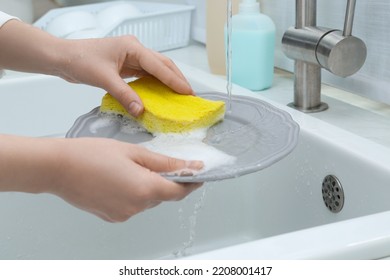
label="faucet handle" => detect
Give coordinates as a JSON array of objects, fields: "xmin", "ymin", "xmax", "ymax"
[
  {"xmin": 316, "ymin": 0, "xmax": 367, "ymax": 77},
  {"xmin": 316, "ymin": 30, "xmax": 366, "ymax": 78},
  {"xmin": 282, "ymin": 0, "xmax": 367, "ymax": 77},
  {"xmin": 316, "ymin": 0, "xmax": 366, "ymax": 77},
  {"xmin": 343, "ymin": 0, "xmax": 356, "ymax": 36}
]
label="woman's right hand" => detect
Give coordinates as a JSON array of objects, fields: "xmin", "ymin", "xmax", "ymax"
[
  {"xmin": 0, "ymin": 135, "xmax": 203, "ymax": 222},
  {"xmin": 51, "ymin": 137, "xmax": 204, "ymax": 222}
]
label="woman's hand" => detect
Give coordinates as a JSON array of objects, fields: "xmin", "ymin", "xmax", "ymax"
[
  {"xmin": 53, "ymin": 137, "xmax": 203, "ymax": 222},
  {"xmin": 0, "ymin": 20, "xmax": 194, "ymax": 117},
  {"xmin": 57, "ymin": 36, "xmax": 194, "ymax": 116},
  {"xmin": 0, "ymin": 135, "xmax": 203, "ymax": 222}
]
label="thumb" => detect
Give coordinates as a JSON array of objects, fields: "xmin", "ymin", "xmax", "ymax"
[
  {"xmin": 133, "ymin": 146, "xmax": 204, "ymax": 175},
  {"xmin": 106, "ymin": 77, "xmax": 144, "ymax": 117}
]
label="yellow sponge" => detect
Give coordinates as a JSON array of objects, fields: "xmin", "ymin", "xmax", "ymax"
[{"xmin": 100, "ymin": 76, "xmax": 225, "ymax": 133}]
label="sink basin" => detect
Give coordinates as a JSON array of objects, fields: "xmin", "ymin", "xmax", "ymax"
[{"xmin": 1, "ymin": 67, "xmax": 390, "ymax": 260}]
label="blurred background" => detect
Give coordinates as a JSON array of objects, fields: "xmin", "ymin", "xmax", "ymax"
[{"xmin": 0, "ymin": 0, "xmax": 189, "ymax": 23}]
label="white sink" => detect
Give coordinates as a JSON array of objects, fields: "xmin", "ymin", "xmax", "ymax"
[{"xmin": 1, "ymin": 67, "xmax": 390, "ymax": 259}]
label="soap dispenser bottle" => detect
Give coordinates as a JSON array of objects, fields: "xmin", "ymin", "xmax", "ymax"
[{"xmin": 227, "ymin": 0, "xmax": 276, "ymax": 91}]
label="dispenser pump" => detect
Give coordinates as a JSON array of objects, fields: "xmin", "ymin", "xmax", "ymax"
[{"xmin": 239, "ymin": 0, "xmax": 260, "ymax": 14}]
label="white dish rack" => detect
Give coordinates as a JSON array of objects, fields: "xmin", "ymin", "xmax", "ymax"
[{"xmin": 34, "ymin": 1, "xmax": 194, "ymax": 52}]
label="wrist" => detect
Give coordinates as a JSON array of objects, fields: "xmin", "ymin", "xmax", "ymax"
[
  {"xmin": 0, "ymin": 135, "xmax": 63, "ymax": 194},
  {"xmin": 0, "ymin": 19, "xmax": 73, "ymax": 78}
]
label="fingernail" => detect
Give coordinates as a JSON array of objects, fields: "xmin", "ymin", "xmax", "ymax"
[
  {"xmin": 186, "ymin": 160, "xmax": 204, "ymax": 170},
  {"xmin": 128, "ymin": 101, "xmax": 143, "ymax": 117},
  {"xmin": 186, "ymin": 85, "xmax": 195, "ymax": 95},
  {"xmin": 179, "ymin": 170, "xmax": 194, "ymax": 177}
]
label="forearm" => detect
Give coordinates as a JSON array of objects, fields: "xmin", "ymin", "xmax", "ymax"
[
  {"xmin": 0, "ymin": 134, "xmax": 61, "ymax": 194},
  {"xmin": 0, "ymin": 19, "xmax": 65, "ymax": 76}
]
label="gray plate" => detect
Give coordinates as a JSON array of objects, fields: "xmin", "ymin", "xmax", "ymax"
[{"xmin": 66, "ymin": 92, "xmax": 299, "ymax": 182}]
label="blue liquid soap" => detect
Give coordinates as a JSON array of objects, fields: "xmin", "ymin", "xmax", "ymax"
[{"xmin": 226, "ymin": 0, "xmax": 276, "ymax": 91}]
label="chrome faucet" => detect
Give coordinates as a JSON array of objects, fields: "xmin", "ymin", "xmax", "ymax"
[{"xmin": 282, "ymin": 0, "xmax": 367, "ymax": 112}]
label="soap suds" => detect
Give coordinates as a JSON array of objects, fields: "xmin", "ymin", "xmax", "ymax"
[
  {"xmin": 89, "ymin": 117, "xmax": 116, "ymax": 133},
  {"xmin": 92, "ymin": 114, "xmax": 236, "ymax": 175},
  {"xmin": 119, "ymin": 118, "xmax": 147, "ymax": 134},
  {"xmin": 140, "ymin": 128, "xmax": 236, "ymax": 174}
]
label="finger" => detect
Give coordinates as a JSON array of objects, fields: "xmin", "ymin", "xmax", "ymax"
[
  {"xmin": 132, "ymin": 146, "xmax": 204, "ymax": 174},
  {"xmin": 119, "ymin": 68, "xmax": 147, "ymax": 79},
  {"xmin": 151, "ymin": 51, "xmax": 191, "ymax": 87},
  {"xmin": 159, "ymin": 182, "xmax": 203, "ymax": 201},
  {"xmin": 149, "ymin": 174, "xmax": 203, "ymax": 201},
  {"xmin": 105, "ymin": 76, "xmax": 144, "ymax": 117},
  {"xmin": 138, "ymin": 48, "xmax": 194, "ymax": 95},
  {"xmin": 146, "ymin": 200, "xmax": 161, "ymax": 209}
]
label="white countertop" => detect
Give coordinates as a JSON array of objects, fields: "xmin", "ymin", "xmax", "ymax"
[{"xmin": 164, "ymin": 43, "xmax": 390, "ymax": 149}]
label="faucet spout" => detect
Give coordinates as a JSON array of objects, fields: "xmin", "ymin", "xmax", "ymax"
[
  {"xmin": 282, "ymin": 0, "xmax": 366, "ymax": 113},
  {"xmin": 343, "ymin": 0, "xmax": 356, "ymax": 36}
]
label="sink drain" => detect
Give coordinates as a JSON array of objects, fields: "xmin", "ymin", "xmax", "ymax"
[{"xmin": 322, "ymin": 175, "xmax": 344, "ymax": 213}]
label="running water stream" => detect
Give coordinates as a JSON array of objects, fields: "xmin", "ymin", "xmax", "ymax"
[
  {"xmin": 226, "ymin": 0, "xmax": 233, "ymax": 112},
  {"xmin": 169, "ymin": 1, "xmax": 234, "ymax": 257}
]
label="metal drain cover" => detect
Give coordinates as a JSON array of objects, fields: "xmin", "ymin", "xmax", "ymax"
[{"xmin": 322, "ymin": 175, "xmax": 344, "ymax": 213}]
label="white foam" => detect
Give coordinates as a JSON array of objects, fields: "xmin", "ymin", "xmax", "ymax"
[
  {"xmin": 92, "ymin": 114, "xmax": 236, "ymax": 174},
  {"xmin": 140, "ymin": 128, "xmax": 236, "ymax": 174},
  {"xmin": 89, "ymin": 117, "xmax": 116, "ymax": 133},
  {"xmin": 119, "ymin": 118, "xmax": 147, "ymax": 134}
]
